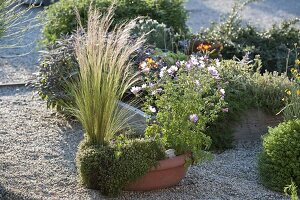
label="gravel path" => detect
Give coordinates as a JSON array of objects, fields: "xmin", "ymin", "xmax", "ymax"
[
  {"xmin": 186, "ymin": 0, "xmax": 300, "ymax": 32},
  {"xmin": 0, "ymin": 87, "xmax": 288, "ymax": 199},
  {"xmin": 0, "ymin": 5, "xmax": 42, "ymax": 84}
]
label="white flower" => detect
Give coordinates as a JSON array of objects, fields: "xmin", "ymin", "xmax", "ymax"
[
  {"xmin": 159, "ymin": 67, "xmax": 167, "ymax": 78},
  {"xmin": 142, "ymin": 67, "xmax": 150, "ymax": 74},
  {"xmin": 141, "ymin": 84, "xmax": 147, "ymax": 89},
  {"xmin": 198, "ymin": 60, "xmax": 205, "ymax": 68},
  {"xmin": 189, "ymin": 114, "xmax": 199, "ymax": 123},
  {"xmin": 130, "ymin": 86, "xmax": 142, "ymax": 95},
  {"xmin": 149, "ymin": 106, "xmax": 157, "ymax": 113},
  {"xmin": 167, "ymin": 65, "xmax": 178, "ymax": 75},
  {"xmin": 215, "ymin": 59, "xmax": 221, "ymax": 67},
  {"xmin": 139, "ymin": 61, "xmax": 147, "ymax": 69},
  {"xmin": 220, "ymin": 88, "xmax": 225, "ymax": 96},
  {"xmin": 190, "ymin": 55, "xmax": 199, "ymax": 65}
]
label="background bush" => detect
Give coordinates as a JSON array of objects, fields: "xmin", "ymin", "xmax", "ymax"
[
  {"xmin": 31, "ymin": 36, "xmax": 187, "ymax": 112},
  {"xmin": 198, "ymin": 1, "xmax": 300, "ymax": 73},
  {"xmin": 258, "ymin": 119, "xmax": 300, "ymax": 192},
  {"xmin": 131, "ymin": 18, "xmax": 178, "ymax": 51},
  {"xmin": 207, "ymin": 57, "xmax": 294, "ymax": 150},
  {"xmin": 30, "ymin": 35, "xmax": 78, "ymax": 112},
  {"xmin": 43, "ymin": 0, "xmax": 187, "ymax": 43},
  {"xmin": 77, "ymin": 138, "xmax": 165, "ymax": 196}
]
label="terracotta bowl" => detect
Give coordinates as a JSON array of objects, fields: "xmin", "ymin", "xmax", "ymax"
[{"xmin": 125, "ymin": 154, "xmax": 189, "ymax": 191}]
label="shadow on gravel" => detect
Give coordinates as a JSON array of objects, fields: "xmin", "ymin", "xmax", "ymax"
[
  {"xmin": 57, "ymin": 120, "xmax": 84, "ymax": 174},
  {"xmin": 0, "ymin": 184, "xmax": 33, "ymax": 200}
]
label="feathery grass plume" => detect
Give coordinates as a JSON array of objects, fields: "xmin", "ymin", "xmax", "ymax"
[{"xmin": 68, "ymin": 5, "xmax": 145, "ymax": 145}]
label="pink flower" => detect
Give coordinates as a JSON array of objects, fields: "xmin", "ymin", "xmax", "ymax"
[
  {"xmin": 139, "ymin": 61, "xmax": 147, "ymax": 69},
  {"xmin": 189, "ymin": 114, "xmax": 198, "ymax": 123},
  {"xmin": 222, "ymin": 108, "xmax": 229, "ymax": 112},
  {"xmin": 167, "ymin": 65, "xmax": 178, "ymax": 75},
  {"xmin": 142, "ymin": 67, "xmax": 150, "ymax": 74},
  {"xmin": 130, "ymin": 86, "xmax": 142, "ymax": 95},
  {"xmin": 208, "ymin": 66, "xmax": 219, "ymax": 77}
]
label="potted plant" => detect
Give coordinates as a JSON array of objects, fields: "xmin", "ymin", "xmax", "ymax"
[
  {"xmin": 127, "ymin": 54, "xmax": 228, "ymax": 191},
  {"xmin": 69, "ymin": 5, "xmax": 228, "ymax": 196}
]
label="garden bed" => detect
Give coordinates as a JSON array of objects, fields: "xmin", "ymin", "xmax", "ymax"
[{"xmin": 0, "ymin": 87, "xmax": 287, "ymax": 199}]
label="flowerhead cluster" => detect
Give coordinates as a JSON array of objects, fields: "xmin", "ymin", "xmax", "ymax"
[
  {"xmin": 196, "ymin": 42, "xmax": 212, "ymax": 51},
  {"xmin": 139, "ymin": 57, "xmax": 159, "ymax": 74}
]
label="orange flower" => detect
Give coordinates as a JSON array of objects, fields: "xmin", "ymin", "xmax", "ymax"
[{"xmin": 197, "ymin": 43, "xmax": 212, "ymax": 51}]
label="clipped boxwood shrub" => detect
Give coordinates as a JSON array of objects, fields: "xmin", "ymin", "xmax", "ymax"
[
  {"xmin": 43, "ymin": 0, "xmax": 187, "ymax": 43},
  {"xmin": 258, "ymin": 119, "xmax": 300, "ymax": 192},
  {"xmin": 76, "ymin": 138, "xmax": 165, "ymax": 196}
]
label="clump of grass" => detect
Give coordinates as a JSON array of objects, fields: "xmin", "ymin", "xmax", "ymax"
[
  {"xmin": 68, "ymin": 6, "xmax": 145, "ymax": 145},
  {"xmin": 284, "ymin": 181, "xmax": 299, "ymax": 200}
]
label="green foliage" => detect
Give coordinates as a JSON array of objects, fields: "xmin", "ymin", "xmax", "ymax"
[
  {"xmin": 198, "ymin": 1, "xmax": 300, "ymax": 73},
  {"xmin": 138, "ymin": 55, "xmax": 227, "ymax": 162},
  {"xmin": 283, "ymin": 66, "xmax": 300, "ymax": 120},
  {"xmin": 66, "ymin": 8, "xmax": 145, "ymax": 145},
  {"xmin": 258, "ymin": 119, "xmax": 300, "ymax": 192},
  {"xmin": 131, "ymin": 18, "xmax": 178, "ymax": 51},
  {"xmin": 76, "ymin": 138, "xmax": 165, "ymax": 196},
  {"xmin": 206, "ymin": 57, "xmax": 294, "ymax": 150},
  {"xmin": 31, "ymin": 40, "xmax": 187, "ymax": 112},
  {"xmin": 284, "ymin": 181, "xmax": 299, "ymax": 200},
  {"xmin": 42, "ymin": 0, "xmax": 187, "ymax": 44}
]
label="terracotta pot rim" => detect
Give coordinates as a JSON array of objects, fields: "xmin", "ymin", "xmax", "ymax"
[{"xmin": 150, "ymin": 154, "xmax": 189, "ymax": 171}]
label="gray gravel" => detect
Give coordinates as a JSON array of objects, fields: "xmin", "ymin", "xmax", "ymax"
[
  {"xmin": 0, "ymin": 87, "xmax": 288, "ymax": 199},
  {"xmin": 0, "ymin": 5, "xmax": 42, "ymax": 84},
  {"xmin": 186, "ymin": 0, "xmax": 300, "ymax": 33}
]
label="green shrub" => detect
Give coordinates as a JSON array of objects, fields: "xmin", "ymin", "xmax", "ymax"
[
  {"xmin": 198, "ymin": 1, "xmax": 300, "ymax": 73},
  {"xmin": 206, "ymin": 57, "xmax": 294, "ymax": 150},
  {"xmin": 43, "ymin": 0, "xmax": 187, "ymax": 44},
  {"xmin": 135, "ymin": 54, "xmax": 227, "ymax": 161},
  {"xmin": 258, "ymin": 119, "xmax": 300, "ymax": 192},
  {"xmin": 77, "ymin": 138, "xmax": 165, "ymax": 196},
  {"xmin": 283, "ymin": 66, "xmax": 300, "ymax": 120},
  {"xmin": 30, "ymin": 35, "xmax": 78, "ymax": 112}
]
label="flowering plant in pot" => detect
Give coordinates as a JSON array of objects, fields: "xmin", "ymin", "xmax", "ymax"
[{"xmin": 128, "ymin": 54, "xmax": 228, "ymax": 190}]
